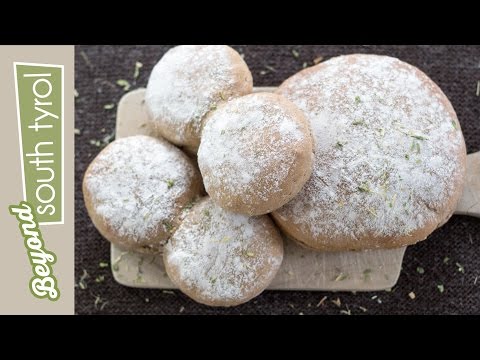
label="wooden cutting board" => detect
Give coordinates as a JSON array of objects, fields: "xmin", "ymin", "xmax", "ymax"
[{"xmin": 110, "ymin": 88, "xmax": 480, "ymax": 292}]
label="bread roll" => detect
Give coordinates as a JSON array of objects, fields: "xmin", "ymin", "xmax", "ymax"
[
  {"xmin": 83, "ymin": 135, "xmax": 202, "ymax": 254},
  {"xmin": 164, "ymin": 198, "xmax": 284, "ymax": 307},
  {"xmin": 198, "ymin": 93, "xmax": 314, "ymax": 216},
  {"xmin": 145, "ymin": 45, "xmax": 253, "ymax": 152},
  {"xmin": 272, "ymin": 54, "xmax": 467, "ymax": 251}
]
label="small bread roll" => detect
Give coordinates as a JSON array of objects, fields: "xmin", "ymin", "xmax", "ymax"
[
  {"xmin": 83, "ymin": 135, "xmax": 202, "ymax": 254},
  {"xmin": 164, "ymin": 198, "xmax": 284, "ymax": 307},
  {"xmin": 145, "ymin": 45, "xmax": 253, "ymax": 152},
  {"xmin": 272, "ymin": 54, "xmax": 467, "ymax": 251},
  {"xmin": 198, "ymin": 93, "xmax": 314, "ymax": 216}
]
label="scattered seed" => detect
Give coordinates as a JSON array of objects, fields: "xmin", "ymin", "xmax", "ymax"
[
  {"xmin": 417, "ymin": 267, "xmax": 425, "ymax": 274},
  {"xmin": 456, "ymin": 262, "xmax": 465, "ymax": 273},
  {"xmin": 292, "ymin": 49, "xmax": 300, "ymax": 58},
  {"xmin": 77, "ymin": 269, "xmax": 89, "ymax": 290},
  {"xmin": 99, "ymin": 262, "xmax": 109, "ymax": 268},
  {"xmin": 443, "ymin": 257, "xmax": 450, "ymax": 264},
  {"xmin": 74, "ymin": 128, "xmax": 81, "ymax": 135},
  {"xmin": 316, "ymin": 296, "xmax": 327, "ymax": 307},
  {"xmin": 313, "ymin": 56, "xmax": 324, "ymax": 65},
  {"xmin": 358, "ymin": 306, "xmax": 368, "ymax": 313},
  {"xmin": 437, "ymin": 284, "xmax": 445, "ymax": 293},
  {"xmin": 408, "ymin": 291, "xmax": 416, "ymax": 300},
  {"xmin": 477, "ymin": 80, "xmax": 480, "ymax": 96},
  {"xmin": 74, "ymin": 89, "xmax": 79, "ymax": 98},
  {"xmin": 95, "ymin": 275, "xmax": 105, "ymax": 283},
  {"xmin": 264, "ymin": 65, "xmax": 277, "ymax": 73},
  {"xmin": 331, "ymin": 298, "xmax": 341, "ymax": 307},
  {"xmin": 104, "ymin": 103, "xmax": 115, "ymax": 110},
  {"xmin": 162, "ymin": 290, "xmax": 175, "ymax": 295},
  {"xmin": 116, "ymin": 79, "xmax": 131, "ymax": 91},
  {"xmin": 179, "ymin": 306, "xmax": 185, "ymax": 313},
  {"xmin": 134, "ymin": 61, "xmax": 143, "ymax": 80}
]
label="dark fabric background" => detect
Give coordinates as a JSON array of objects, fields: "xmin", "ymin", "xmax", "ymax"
[{"xmin": 75, "ymin": 45, "xmax": 480, "ymax": 315}]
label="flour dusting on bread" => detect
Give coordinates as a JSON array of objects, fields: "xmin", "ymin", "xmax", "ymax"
[{"xmin": 275, "ymin": 54, "xmax": 466, "ymax": 248}]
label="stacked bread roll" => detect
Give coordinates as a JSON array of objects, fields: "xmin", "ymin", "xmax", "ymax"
[{"xmin": 83, "ymin": 46, "xmax": 467, "ymax": 307}]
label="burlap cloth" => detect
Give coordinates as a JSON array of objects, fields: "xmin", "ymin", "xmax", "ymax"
[{"xmin": 75, "ymin": 45, "xmax": 480, "ymax": 315}]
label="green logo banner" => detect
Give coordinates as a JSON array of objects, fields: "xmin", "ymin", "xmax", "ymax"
[{"xmin": 14, "ymin": 63, "xmax": 63, "ymax": 225}]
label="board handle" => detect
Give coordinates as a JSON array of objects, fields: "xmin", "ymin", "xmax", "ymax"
[{"xmin": 455, "ymin": 151, "xmax": 480, "ymax": 218}]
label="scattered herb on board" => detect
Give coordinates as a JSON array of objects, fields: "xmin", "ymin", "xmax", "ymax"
[
  {"xmin": 367, "ymin": 207, "xmax": 377, "ymax": 218},
  {"xmin": 363, "ymin": 268, "xmax": 372, "ymax": 281},
  {"xmin": 405, "ymin": 154, "xmax": 410, "ymax": 160},
  {"xmin": 203, "ymin": 209, "xmax": 211, "ymax": 218},
  {"xmin": 95, "ymin": 275, "xmax": 105, "ymax": 283},
  {"xmin": 408, "ymin": 291, "xmax": 416, "ymax": 300},
  {"xmin": 112, "ymin": 252, "xmax": 129, "ymax": 272},
  {"xmin": 355, "ymin": 96, "xmax": 362, "ymax": 104},
  {"xmin": 221, "ymin": 130, "xmax": 226, "ymax": 135},
  {"xmin": 165, "ymin": 179, "xmax": 175, "ymax": 189},
  {"xmin": 416, "ymin": 267, "xmax": 425, "ymax": 274},
  {"xmin": 443, "ymin": 257, "xmax": 450, "ymax": 264},
  {"xmin": 378, "ymin": 128, "xmax": 385, "ymax": 137},
  {"xmin": 104, "ymin": 103, "xmax": 115, "ymax": 110},
  {"xmin": 313, "ymin": 56, "xmax": 324, "ymax": 65},
  {"xmin": 358, "ymin": 306, "xmax": 368, "ymax": 313},
  {"xmin": 99, "ymin": 262, "xmax": 109, "ymax": 268},
  {"xmin": 116, "ymin": 79, "xmax": 131, "ymax": 91},
  {"xmin": 437, "ymin": 284, "xmax": 445, "ymax": 293},
  {"xmin": 334, "ymin": 273, "xmax": 348, "ymax": 282},
  {"xmin": 316, "ymin": 296, "xmax": 327, "ymax": 307},
  {"xmin": 133, "ymin": 61, "xmax": 143, "ymax": 80},
  {"xmin": 78, "ymin": 269, "xmax": 89, "ymax": 290},
  {"xmin": 219, "ymin": 92, "xmax": 226, "ymax": 101},
  {"xmin": 336, "ymin": 141, "xmax": 345, "ymax": 149},
  {"xmin": 292, "ymin": 49, "xmax": 300, "ymax": 59},
  {"xmin": 456, "ymin": 262, "xmax": 465, "ymax": 273},
  {"xmin": 451, "ymin": 120, "xmax": 458, "ymax": 130}
]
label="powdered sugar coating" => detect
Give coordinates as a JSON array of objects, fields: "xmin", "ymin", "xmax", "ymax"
[
  {"xmin": 84, "ymin": 135, "xmax": 200, "ymax": 246},
  {"xmin": 164, "ymin": 198, "xmax": 284, "ymax": 306},
  {"xmin": 198, "ymin": 93, "xmax": 314, "ymax": 215},
  {"xmin": 145, "ymin": 45, "xmax": 253, "ymax": 148},
  {"xmin": 273, "ymin": 54, "xmax": 466, "ymax": 250}
]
